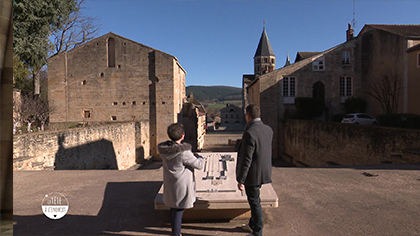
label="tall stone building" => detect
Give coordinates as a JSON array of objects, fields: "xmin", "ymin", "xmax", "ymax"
[
  {"xmin": 242, "ymin": 26, "xmax": 275, "ymax": 109},
  {"xmin": 47, "ymin": 32, "xmax": 186, "ymax": 157}
]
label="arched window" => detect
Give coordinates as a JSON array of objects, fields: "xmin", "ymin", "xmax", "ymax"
[{"xmin": 108, "ymin": 38, "xmax": 115, "ymax": 67}]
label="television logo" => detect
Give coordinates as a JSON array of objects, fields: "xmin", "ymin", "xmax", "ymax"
[{"xmin": 42, "ymin": 192, "xmax": 69, "ymax": 220}]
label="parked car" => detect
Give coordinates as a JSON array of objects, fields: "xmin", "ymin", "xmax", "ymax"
[{"xmin": 341, "ymin": 113, "xmax": 378, "ymax": 126}]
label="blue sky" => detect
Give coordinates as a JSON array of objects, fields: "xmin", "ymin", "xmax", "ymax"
[{"xmin": 84, "ymin": 0, "xmax": 419, "ymax": 88}]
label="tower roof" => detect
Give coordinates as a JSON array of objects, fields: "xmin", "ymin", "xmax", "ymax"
[
  {"xmin": 284, "ymin": 52, "xmax": 291, "ymax": 67},
  {"xmin": 254, "ymin": 27, "xmax": 275, "ymax": 58}
]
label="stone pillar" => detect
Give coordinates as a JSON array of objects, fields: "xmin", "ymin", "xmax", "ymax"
[{"xmin": 0, "ymin": 0, "xmax": 13, "ymax": 220}]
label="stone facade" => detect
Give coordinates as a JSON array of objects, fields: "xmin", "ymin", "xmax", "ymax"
[
  {"xmin": 220, "ymin": 104, "xmax": 244, "ymax": 130},
  {"xmin": 283, "ymin": 119, "xmax": 420, "ymax": 167},
  {"xmin": 47, "ymin": 32, "xmax": 186, "ymax": 158},
  {"xmin": 13, "ymin": 122, "xmax": 149, "ymax": 170},
  {"xmin": 358, "ymin": 25, "xmax": 420, "ymax": 116},
  {"xmin": 180, "ymin": 100, "xmax": 206, "ymax": 152},
  {"xmin": 406, "ymin": 44, "xmax": 420, "ymax": 115},
  {"xmin": 246, "ymin": 24, "xmax": 420, "ymax": 158}
]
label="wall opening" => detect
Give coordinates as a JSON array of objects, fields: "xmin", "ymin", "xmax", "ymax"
[
  {"xmin": 108, "ymin": 38, "xmax": 115, "ymax": 67},
  {"xmin": 81, "ymin": 80, "xmax": 86, "ymax": 85},
  {"xmin": 111, "ymin": 116, "xmax": 117, "ymax": 121},
  {"xmin": 313, "ymin": 81, "xmax": 325, "ymax": 101},
  {"xmin": 132, "ymin": 101, "xmax": 136, "ymax": 105},
  {"xmin": 83, "ymin": 110, "xmax": 91, "ymax": 118}
]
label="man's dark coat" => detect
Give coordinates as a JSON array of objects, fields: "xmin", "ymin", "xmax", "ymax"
[{"xmin": 236, "ymin": 118, "xmax": 273, "ymax": 186}]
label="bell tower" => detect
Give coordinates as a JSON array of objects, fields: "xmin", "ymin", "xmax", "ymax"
[{"xmin": 254, "ymin": 22, "xmax": 275, "ymax": 76}]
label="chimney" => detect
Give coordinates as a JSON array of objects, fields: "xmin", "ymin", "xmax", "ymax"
[{"xmin": 346, "ymin": 23, "xmax": 354, "ymax": 41}]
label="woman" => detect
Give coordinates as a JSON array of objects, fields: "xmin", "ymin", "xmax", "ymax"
[{"xmin": 158, "ymin": 123, "xmax": 204, "ymax": 236}]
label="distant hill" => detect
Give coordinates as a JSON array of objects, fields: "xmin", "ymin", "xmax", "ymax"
[{"xmin": 186, "ymin": 86, "xmax": 242, "ymax": 102}]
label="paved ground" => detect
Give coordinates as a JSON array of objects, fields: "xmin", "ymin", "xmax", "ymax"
[{"xmin": 13, "ymin": 159, "xmax": 420, "ymax": 236}]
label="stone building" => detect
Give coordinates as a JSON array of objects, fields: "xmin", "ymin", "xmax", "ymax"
[
  {"xmin": 242, "ymin": 26, "xmax": 275, "ymax": 109},
  {"xmin": 220, "ymin": 104, "xmax": 244, "ymax": 131},
  {"xmin": 406, "ymin": 43, "xmax": 420, "ymax": 115},
  {"xmin": 180, "ymin": 93, "xmax": 206, "ymax": 152},
  {"xmin": 47, "ymin": 32, "xmax": 186, "ymax": 157},
  {"xmin": 245, "ymin": 24, "xmax": 420, "ymax": 158}
]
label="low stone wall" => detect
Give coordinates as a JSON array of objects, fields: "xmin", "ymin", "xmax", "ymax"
[
  {"xmin": 13, "ymin": 122, "xmax": 150, "ymax": 170},
  {"xmin": 203, "ymin": 133, "xmax": 243, "ymax": 147},
  {"xmin": 283, "ymin": 120, "xmax": 420, "ymax": 167}
]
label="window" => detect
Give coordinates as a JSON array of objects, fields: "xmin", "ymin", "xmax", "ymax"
[
  {"xmin": 132, "ymin": 101, "xmax": 136, "ymax": 105},
  {"xmin": 418, "ymin": 52, "xmax": 420, "ymax": 67},
  {"xmin": 340, "ymin": 76, "xmax": 352, "ymax": 96},
  {"xmin": 264, "ymin": 58, "xmax": 268, "ymax": 63},
  {"xmin": 271, "ymin": 58, "xmax": 275, "ymax": 64},
  {"xmin": 342, "ymin": 51, "xmax": 350, "ymax": 65},
  {"xmin": 313, "ymin": 57, "xmax": 325, "ymax": 71},
  {"xmin": 83, "ymin": 110, "xmax": 91, "ymax": 118},
  {"xmin": 111, "ymin": 116, "xmax": 117, "ymax": 121},
  {"xmin": 112, "ymin": 102, "xmax": 118, "ymax": 105},
  {"xmin": 81, "ymin": 80, "xmax": 86, "ymax": 85},
  {"xmin": 283, "ymin": 77, "xmax": 296, "ymax": 97},
  {"xmin": 108, "ymin": 38, "xmax": 115, "ymax": 67}
]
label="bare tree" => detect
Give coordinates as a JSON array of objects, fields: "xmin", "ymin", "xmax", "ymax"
[
  {"xmin": 35, "ymin": 98, "xmax": 52, "ymax": 131},
  {"xmin": 367, "ymin": 70, "xmax": 402, "ymax": 114},
  {"xmin": 13, "ymin": 90, "xmax": 22, "ymax": 134},
  {"xmin": 18, "ymin": 94, "xmax": 53, "ymax": 132},
  {"xmin": 49, "ymin": 0, "xmax": 100, "ymax": 57},
  {"xmin": 20, "ymin": 94, "xmax": 38, "ymax": 133}
]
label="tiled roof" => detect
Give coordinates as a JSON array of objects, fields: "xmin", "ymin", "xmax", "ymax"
[
  {"xmin": 295, "ymin": 52, "xmax": 322, "ymax": 63},
  {"xmin": 407, "ymin": 43, "xmax": 420, "ymax": 52},
  {"xmin": 366, "ymin": 24, "xmax": 420, "ymax": 37},
  {"xmin": 243, "ymin": 74, "xmax": 256, "ymax": 84}
]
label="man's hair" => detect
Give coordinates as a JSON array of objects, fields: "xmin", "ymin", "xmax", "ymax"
[
  {"xmin": 246, "ymin": 104, "xmax": 261, "ymax": 119},
  {"xmin": 167, "ymin": 123, "xmax": 185, "ymax": 141}
]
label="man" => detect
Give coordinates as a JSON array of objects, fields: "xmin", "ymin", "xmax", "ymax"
[
  {"xmin": 158, "ymin": 123, "xmax": 204, "ymax": 236},
  {"xmin": 236, "ymin": 104, "xmax": 273, "ymax": 236}
]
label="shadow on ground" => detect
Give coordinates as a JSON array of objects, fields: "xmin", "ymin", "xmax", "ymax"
[{"xmin": 13, "ymin": 181, "xmax": 245, "ymax": 235}]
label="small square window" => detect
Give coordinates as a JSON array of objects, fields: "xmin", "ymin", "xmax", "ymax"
[
  {"xmin": 132, "ymin": 101, "xmax": 136, "ymax": 105},
  {"xmin": 81, "ymin": 80, "xmax": 86, "ymax": 85},
  {"xmin": 313, "ymin": 58, "xmax": 325, "ymax": 71},
  {"xmin": 83, "ymin": 110, "xmax": 91, "ymax": 118},
  {"xmin": 111, "ymin": 116, "xmax": 117, "ymax": 121},
  {"xmin": 122, "ymin": 102, "xmax": 126, "ymax": 105},
  {"xmin": 113, "ymin": 102, "xmax": 118, "ymax": 105}
]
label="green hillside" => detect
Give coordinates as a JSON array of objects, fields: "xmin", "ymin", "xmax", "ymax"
[{"xmin": 186, "ymin": 85, "xmax": 242, "ymax": 102}]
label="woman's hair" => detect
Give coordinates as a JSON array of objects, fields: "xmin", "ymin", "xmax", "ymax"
[{"xmin": 167, "ymin": 123, "xmax": 185, "ymax": 141}]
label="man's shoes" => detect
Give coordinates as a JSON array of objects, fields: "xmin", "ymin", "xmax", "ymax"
[{"xmin": 241, "ymin": 224, "xmax": 253, "ymax": 233}]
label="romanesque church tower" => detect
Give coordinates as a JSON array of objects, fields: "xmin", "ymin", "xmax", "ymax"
[{"xmin": 254, "ymin": 27, "xmax": 275, "ymax": 75}]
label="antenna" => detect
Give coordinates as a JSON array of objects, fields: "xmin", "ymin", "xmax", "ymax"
[{"xmin": 352, "ymin": 0, "xmax": 356, "ymax": 30}]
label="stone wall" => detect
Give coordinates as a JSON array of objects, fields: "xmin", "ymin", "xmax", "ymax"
[
  {"xmin": 47, "ymin": 33, "xmax": 186, "ymax": 159},
  {"xmin": 13, "ymin": 122, "xmax": 150, "ymax": 170},
  {"xmin": 283, "ymin": 119, "xmax": 420, "ymax": 167}
]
